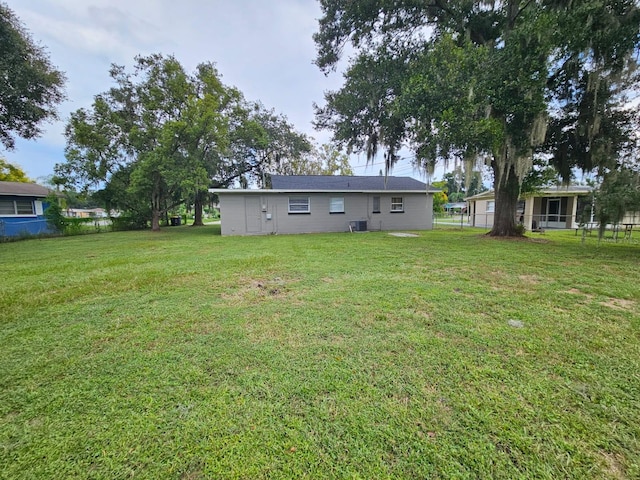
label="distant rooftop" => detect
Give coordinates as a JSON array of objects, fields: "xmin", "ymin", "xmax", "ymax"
[
  {"xmin": 270, "ymin": 175, "xmax": 436, "ymax": 192},
  {"xmin": 0, "ymin": 181, "xmax": 51, "ymax": 197},
  {"xmin": 465, "ymin": 185, "xmax": 593, "ymax": 201}
]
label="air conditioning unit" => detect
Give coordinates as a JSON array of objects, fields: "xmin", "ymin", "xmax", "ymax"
[{"xmin": 350, "ymin": 220, "xmax": 367, "ymax": 232}]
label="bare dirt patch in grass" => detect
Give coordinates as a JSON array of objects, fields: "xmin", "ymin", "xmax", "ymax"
[
  {"xmin": 220, "ymin": 276, "xmax": 297, "ymax": 303},
  {"xmin": 252, "ymin": 279, "xmax": 287, "ymax": 297},
  {"xmin": 565, "ymin": 288, "xmax": 636, "ymax": 312},
  {"xmin": 601, "ymin": 452, "xmax": 626, "ymax": 479},
  {"xmin": 600, "ymin": 297, "xmax": 635, "ymax": 311},
  {"xmin": 518, "ymin": 274, "xmax": 540, "ymax": 284},
  {"xmin": 3, "ymin": 412, "xmax": 19, "ymax": 423},
  {"xmin": 565, "ymin": 288, "xmax": 595, "ymax": 300}
]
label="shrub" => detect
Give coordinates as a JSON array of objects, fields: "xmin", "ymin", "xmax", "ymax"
[
  {"xmin": 63, "ymin": 217, "xmax": 94, "ymax": 235},
  {"xmin": 111, "ymin": 214, "xmax": 148, "ymax": 231},
  {"xmin": 44, "ymin": 195, "xmax": 65, "ymax": 233}
]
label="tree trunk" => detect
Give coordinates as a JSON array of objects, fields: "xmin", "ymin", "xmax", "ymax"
[
  {"xmin": 489, "ymin": 160, "xmax": 521, "ymax": 237},
  {"xmin": 151, "ymin": 176, "xmax": 162, "ymax": 232},
  {"xmin": 192, "ymin": 191, "xmax": 205, "ymax": 226},
  {"xmin": 151, "ymin": 209, "xmax": 161, "ymax": 231}
]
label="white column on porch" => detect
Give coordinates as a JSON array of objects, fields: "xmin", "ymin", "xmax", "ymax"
[
  {"xmin": 524, "ymin": 196, "xmax": 534, "ymax": 231},
  {"xmin": 568, "ymin": 195, "xmax": 578, "ymax": 228}
]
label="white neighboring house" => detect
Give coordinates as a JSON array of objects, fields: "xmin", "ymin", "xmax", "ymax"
[
  {"xmin": 211, "ymin": 175, "xmax": 439, "ymax": 236},
  {"xmin": 65, "ymin": 208, "xmax": 109, "ymax": 218},
  {"xmin": 466, "ymin": 186, "xmax": 594, "ymax": 231}
]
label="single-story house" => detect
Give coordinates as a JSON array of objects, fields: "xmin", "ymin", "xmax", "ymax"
[
  {"xmin": 211, "ymin": 175, "xmax": 438, "ymax": 236},
  {"xmin": 465, "ymin": 186, "xmax": 594, "ymax": 230},
  {"xmin": 65, "ymin": 207, "xmax": 108, "ymax": 218},
  {"xmin": 0, "ymin": 181, "xmax": 54, "ymax": 238},
  {"xmin": 444, "ymin": 202, "xmax": 467, "ymax": 214}
]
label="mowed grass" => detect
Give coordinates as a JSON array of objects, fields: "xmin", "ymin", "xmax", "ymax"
[{"xmin": 1, "ymin": 226, "xmax": 639, "ymax": 479}]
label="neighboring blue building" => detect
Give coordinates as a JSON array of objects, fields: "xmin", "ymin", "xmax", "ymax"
[{"xmin": 0, "ymin": 181, "xmax": 54, "ymax": 239}]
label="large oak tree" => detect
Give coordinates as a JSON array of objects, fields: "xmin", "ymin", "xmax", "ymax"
[
  {"xmin": 314, "ymin": 0, "xmax": 640, "ymax": 236},
  {"xmin": 60, "ymin": 55, "xmax": 201, "ymax": 230},
  {"xmin": 59, "ymin": 54, "xmax": 312, "ymax": 230}
]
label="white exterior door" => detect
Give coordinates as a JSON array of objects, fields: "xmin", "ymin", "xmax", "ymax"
[{"xmin": 245, "ymin": 197, "xmax": 262, "ymax": 233}]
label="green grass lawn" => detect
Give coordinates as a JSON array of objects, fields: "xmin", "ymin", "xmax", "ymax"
[{"xmin": 1, "ymin": 226, "xmax": 639, "ymax": 479}]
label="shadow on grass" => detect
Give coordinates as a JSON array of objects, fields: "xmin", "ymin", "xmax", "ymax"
[{"xmin": 158, "ymin": 223, "xmax": 221, "ymax": 237}]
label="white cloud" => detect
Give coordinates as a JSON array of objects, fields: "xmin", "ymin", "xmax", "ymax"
[{"xmin": 18, "ymin": 4, "xmax": 162, "ymax": 60}]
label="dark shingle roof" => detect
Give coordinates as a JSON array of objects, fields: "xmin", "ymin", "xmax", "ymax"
[
  {"xmin": 0, "ymin": 181, "xmax": 51, "ymax": 197},
  {"xmin": 270, "ymin": 175, "xmax": 434, "ymax": 191}
]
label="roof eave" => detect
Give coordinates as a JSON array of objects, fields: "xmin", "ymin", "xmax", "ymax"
[
  {"xmin": 0, "ymin": 192, "xmax": 50, "ymax": 197},
  {"xmin": 465, "ymin": 187, "xmax": 593, "ymax": 201},
  {"xmin": 210, "ymin": 188, "xmax": 438, "ymax": 194}
]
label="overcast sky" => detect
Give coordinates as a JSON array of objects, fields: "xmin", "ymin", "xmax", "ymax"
[{"xmin": 5, "ymin": 0, "xmax": 429, "ymax": 183}]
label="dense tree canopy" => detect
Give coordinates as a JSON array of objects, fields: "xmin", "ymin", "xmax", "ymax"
[
  {"xmin": 58, "ymin": 55, "xmax": 311, "ymax": 230},
  {"xmin": 0, "ymin": 3, "xmax": 65, "ymax": 150},
  {"xmin": 267, "ymin": 143, "xmax": 353, "ymax": 176},
  {"xmin": 314, "ymin": 0, "xmax": 640, "ymax": 236},
  {"xmin": 231, "ymin": 105, "xmax": 313, "ymax": 187}
]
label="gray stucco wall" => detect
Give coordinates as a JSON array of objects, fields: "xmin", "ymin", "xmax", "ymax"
[{"xmin": 219, "ymin": 192, "xmax": 433, "ymax": 235}]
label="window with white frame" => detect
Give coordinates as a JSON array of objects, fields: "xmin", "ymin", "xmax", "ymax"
[
  {"xmin": 329, "ymin": 197, "xmax": 344, "ymax": 213},
  {"xmin": 486, "ymin": 201, "xmax": 495, "ymax": 213},
  {"xmin": 288, "ymin": 196, "xmax": 310, "ymax": 213},
  {"xmin": 16, "ymin": 200, "xmax": 34, "ymax": 214},
  {"xmin": 0, "ymin": 199, "xmax": 35, "ymax": 216},
  {"xmin": 390, "ymin": 197, "xmax": 404, "ymax": 212}
]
